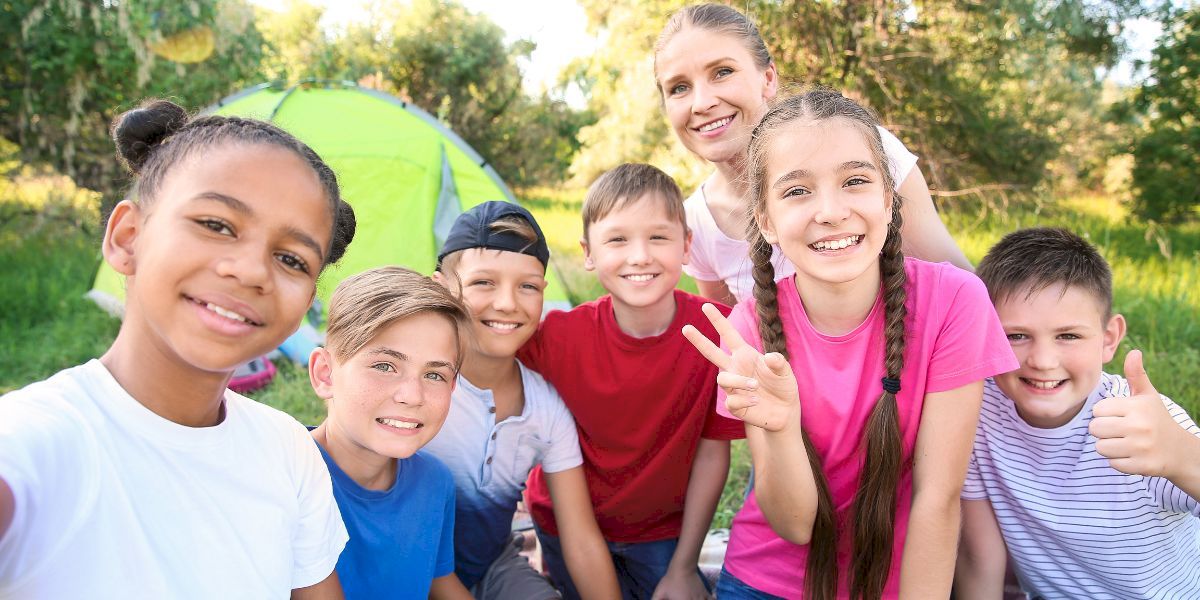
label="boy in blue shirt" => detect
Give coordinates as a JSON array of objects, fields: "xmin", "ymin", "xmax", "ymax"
[
  {"xmin": 427, "ymin": 201, "xmax": 620, "ymax": 599},
  {"xmin": 308, "ymin": 266, "xmax": 474, "ymax": 599}
]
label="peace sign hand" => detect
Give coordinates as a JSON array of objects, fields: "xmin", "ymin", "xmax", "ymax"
[{"xmin": 682, "ymin": 303, "xmax": 802, "ymax": 432}]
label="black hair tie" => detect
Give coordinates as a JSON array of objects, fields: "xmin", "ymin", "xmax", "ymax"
[{"xmin": 881, "ymin": 377, "xmax": 901, "ymax": 394}]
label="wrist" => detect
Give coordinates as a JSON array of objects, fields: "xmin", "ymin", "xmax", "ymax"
[{"xmin": 1165, "ymin": 427, "xmax": 1200, "ymax": 482}]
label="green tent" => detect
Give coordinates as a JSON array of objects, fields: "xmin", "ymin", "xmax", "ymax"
[{"xmin": 89, "ymin": 81, "xmax": 572, "ymax": 324}]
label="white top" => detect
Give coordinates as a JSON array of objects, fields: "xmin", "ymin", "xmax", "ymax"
[
  {"xmin": 963, "ymin": 374, "xmax": 1200, "ymax": 599},
  {"xmin": 0, "ymin": 360, "xmax": 348, "ymax": 599},
  {"xmin": 683, "ymin": 125, "xmax": 919, "ymax": 304}
]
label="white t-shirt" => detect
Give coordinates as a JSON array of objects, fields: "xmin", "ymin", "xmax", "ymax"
[
  {"xmin": 0, "ymin": 360, "xmax": 348, "ymax": 599},
  {"xmin": 683, "ymin": 125, "xmax": 919, "ymax": 304},
  {"xmin": 963, "ymin": 374, "xmax": 1200, "ymax": 599}
]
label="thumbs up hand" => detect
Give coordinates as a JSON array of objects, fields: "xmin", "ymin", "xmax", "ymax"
[{"xmin": 1089, "ymin": 350, "xmax": 1186, "ymax": 478}]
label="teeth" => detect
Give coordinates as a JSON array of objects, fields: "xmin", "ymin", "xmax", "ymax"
[
  {"xmin": 484, "ymin": 321, "xmax": 519, "ymax": 330},
  {"xmin": 1024, "ymin": 379, "xmax": 1064, "ymax": 390},
  {"xmin": 205, "ymin": 302, "xmax": 249, "ymax": 323},
  {"xmin": 811, "ymin": 235, "xmax": 862, "ymax": 251},
  {"xmin": 378, "ymin": 418, "xmax": 419, "ymax": 429},
  {"xmin": 699, "ymin": 117, "xmax": 732, "ymax": 132},
  {"xmin": 624, "ymin": 274, "xmax": 655, "ymax": 282}
]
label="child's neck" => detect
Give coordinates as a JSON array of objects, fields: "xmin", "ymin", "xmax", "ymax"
[
  {"xmin": 611, "ymin": 291, "xmax": 678, "ymax": 338},
  {"xmin": 795, "ymin": 268, "xmax": 883, "ymax": 336},
  {"xmin": 100, "ymin": 329, "xmax": 230, "ymax": 428},
  {"xmin": 460, "ymin": 352, "xmax": 521, "ymax": 391},
  {"xmin": 311, "ymin": 422, "xmax": 397, "ymax": 491}
]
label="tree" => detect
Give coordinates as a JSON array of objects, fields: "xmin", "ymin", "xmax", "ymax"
[
  {"xmin": 1127, "ymin": 6, "xmax": 1200, "ymax": 221},
  {"xmin": 1, "ymin": 0, "xmax": 266, "ymax": 202}
]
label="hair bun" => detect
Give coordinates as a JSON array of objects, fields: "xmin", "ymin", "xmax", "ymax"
[
  {"xmin": 327, "ymin": 199, "xmax": 357, "ymax": 265},
  {"xmin": 111, "ymin": 99, "xmax": 189, "ymax": 174}
]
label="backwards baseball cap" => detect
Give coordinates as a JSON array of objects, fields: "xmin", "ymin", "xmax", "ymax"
[{"xmin": 437, "ymin": 201, "xmax": 550, "ymax": 268}]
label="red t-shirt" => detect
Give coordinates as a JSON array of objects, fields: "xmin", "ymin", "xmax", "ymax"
[{"xmin": 519, "ymin": 290, "xmax": 744, "ymax": 542}]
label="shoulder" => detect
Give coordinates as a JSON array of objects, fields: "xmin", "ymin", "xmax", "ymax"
[
  {"xmin": 1, "ymin": 362, "xmax": 110, "ymax": 440},
  {"xmin": 409, "ymin": 451, "xmax": 455, "ymax": 492},
  {"xmin": 226, "ymin": 391, "xmax": 313, "ymax": 440},
  {"xmin": 677, "ymin": 290, "xmax": 731, "ymax": 317},
  {"xmin": 541, "ymin": 297, "xmax": 606, "ymax": 330},
  {"xmin": 904, "ymin": 257, "xmax": 990, "ymax": 309},
  {"xmin": 518, "ymin": 363, "xmax": 568, "ymax": 410}
]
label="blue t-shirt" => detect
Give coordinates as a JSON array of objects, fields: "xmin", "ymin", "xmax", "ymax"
[
  {"xmin": 422, "ymin": 361, "xmax": 582, "ymax": 587},
  {"xmin": 315, "ymin": 442, "xmax": 456, "ymax": 599}
]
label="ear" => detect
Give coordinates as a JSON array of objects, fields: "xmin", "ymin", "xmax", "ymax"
[
  {"xmin": 1101, "ymin": 313, "xmax": 1127, "ymax": 363},
  {"xmin": 762, "ymin": 61, "xmax": 779, "ymax": 101},
  {"xmin": 308, "ymin": 347, "xmax": 337, "ymax": 401},
  {"xmin": 580, "ymin": 237, "xmax": 595, "ymax": 271},
  {"xmin": 681, "ymin": 227, "xmax": 694, "ymax": 266},
  {"xmin": 756, "ymin": 211, "xmax": 779, "ymax": 245},
  {"xmin": 102, "ymin": 200, "xmax": 143, "ymax": 276},
  {"xmin": 432, "ymin": 270, "xmax": 448, "ymax": 287}
]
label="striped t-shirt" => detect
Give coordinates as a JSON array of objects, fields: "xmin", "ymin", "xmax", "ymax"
[{"xmin": 963, "ymin": 373, "xmax": 1200, "ymax": 599}]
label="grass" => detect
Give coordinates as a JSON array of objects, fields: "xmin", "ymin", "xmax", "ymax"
[{"xmin": 2, "ymin": 175, "xmax": 1197, "ymax": 530}]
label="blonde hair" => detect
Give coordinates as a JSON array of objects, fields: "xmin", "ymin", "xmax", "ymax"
[
  {"xmin": 324, "ymin": 266, "xmax": 472, "ymax": 367},
  {"xmin": 581, "ymin": 163, "xmax": 687, "ymax": 238}
]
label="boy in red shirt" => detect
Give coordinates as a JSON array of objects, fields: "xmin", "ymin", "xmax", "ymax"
[{"xmin": 520, "ymin": 163, "xmax": 742, "ymax": 599}]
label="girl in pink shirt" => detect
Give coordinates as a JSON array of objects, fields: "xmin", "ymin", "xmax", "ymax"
[{"xmin": 684, "ymin": 90, "xmax": 1016, "ymax": 599}]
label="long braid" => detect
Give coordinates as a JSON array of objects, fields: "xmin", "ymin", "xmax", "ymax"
[
  {"xmin": 749, "ymin": 228, "xmax": 838, "ymax": 600},
  {"xmin": 849, "ymin": 194, "xmax": 907, "ymax": 600}
]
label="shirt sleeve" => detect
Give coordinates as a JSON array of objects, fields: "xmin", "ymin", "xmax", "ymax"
[
  {"xmin": 435, "ymin": 473, "xmax": 457, "ymax": 578},
  {"xmin": 926, "ymin": 271, "xmax": 1019, "ymax": 393},
  {"xmin": 540, "ymin": 388, "xmax": 584, "ymax": 474},
  {"xmin": 961, "ymin": 450, "xmax": 987, "ymax": 500},
  {"xmin": 287, "ymin": 422, "xmax": 349, "ymax": 589},
  {"xmin": 878, "ymin": 125, "xmax": 919, "ymax": 185},
  {"xmin": 0, "ymin": 391, "xmax": 97, "ymax": 586},
  {"xmin": 1148, "ymin": 396, "xmax": 1200, "ymax": 516},
  {"xmin": 682, "ymin": 192, "xmax": 721, "ymax": 282}
]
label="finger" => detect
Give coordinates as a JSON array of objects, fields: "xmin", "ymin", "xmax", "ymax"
[
  {"xmin": 1094, "ymin": 437, "xmax": 1131, "ymax": 460},
  {"xmin": 1123, "ymin": 349, "xmax": 1159, "ymax": 398},
  {"xmin": 701, "ymin": 303, "xmax": 750, "ymax": 352},
  {"xmin": 717, "ymin": 371, "xmax": 758, "ymax": 395},
  {"xmin": 1105, "ymin": 457, "xmax": 1143, "ymax": 476},
  {"xmin": 760, "ymin": 352, "xmax": 796, "ymax": 380},
  {"xmin": 724, "ymin": 392, "xmax": 760, "ymax": 415},
  {"xmin": 682, "ymin": 324, "xmax": 731, "ymax": 371},
  {"xmin": 1091, "ymin": 397, "xmax": 1128, "ymax": 418},
  {"xmin": 1088, "ymin": 415, "xmax": 1125, "ymax": 439}
]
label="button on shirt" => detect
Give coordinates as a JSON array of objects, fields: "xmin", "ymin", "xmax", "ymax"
[{"xmin": 423, "ymin": 361, "xmax": 583, "ymax": 588}]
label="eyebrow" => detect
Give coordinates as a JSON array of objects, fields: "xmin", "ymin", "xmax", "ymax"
[
  {"xmin": 368, "ymin": 348, "xmax": 455, "ymax": 370},
  {"xmin": 191, "ymin": 191, "xmax": 326, "ymax": 263},
  {"xmin": 771, "ymin": 160, "xmax": 880, "ymax": 190}
]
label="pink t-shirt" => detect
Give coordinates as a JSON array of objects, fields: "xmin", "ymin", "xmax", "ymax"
[{"xmin": 720, "ymin": 258, "xmax": 1017, "ymax": 598}]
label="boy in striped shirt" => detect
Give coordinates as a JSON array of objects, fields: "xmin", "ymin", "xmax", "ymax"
[{"xmin": 955, "ymin": 227, "xmax": 1200, "ymax": 599}]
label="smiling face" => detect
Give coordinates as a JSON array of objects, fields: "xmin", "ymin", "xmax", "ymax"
[
  {"xmin": 583, "ymin": 194, "xmax": 692, "ymax": 319},
  {"xmin": 656, "ymin": 26, "xmax": 777, "ymax": 166},
  {"xmin": 107, "ymin": 142, "xmax": 332, "ymax": 374},
  {"xmin": 757, "ymin": 119, "xmax": 892, "ymax": 291},
  {"xmin": 311, "ymin": 312, "xmax": 459, "ymax": 460},
  {"xmin": 993, "ymin": 283, "xmax": 1125, "ymax": 428},
  {"xmin": 444, "ymin": 249, "xmax": 546, "ymax": 361}
]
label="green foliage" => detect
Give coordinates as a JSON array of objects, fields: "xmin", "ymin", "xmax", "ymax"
[
  {"xmin": 568, "ymin": 0, "xmax": 1148, "ymax": 195},
  {"xmin": 1, "ymin": 0, "xmax": 267, "ymax": 203},
  {"xmin": 1126, "ymin": 7, "xmax": 1200, "ymax": 222}
]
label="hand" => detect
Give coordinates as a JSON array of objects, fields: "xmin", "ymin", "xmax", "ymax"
[
  {"xmin": 650, "ymin": 565, "xmax": 710, "ymax": 600},
  {"xmin": 1089, "ymin": 350, "xmax": 1186, "ymax": 478},
  {"xmin": 682, "ymin": 303, "xmax": 801, "ymax": 432}
]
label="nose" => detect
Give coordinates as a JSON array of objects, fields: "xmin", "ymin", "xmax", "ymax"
[
  {"xmin": 626, "ymin": 240, "xmax": 652, "ymax": 266},
  {"xmin": 1024, "ymin": 339, "xmax": 1059, "ymax": 371},
  {"xmin": 492, "ymin": 283, "xmax": 518, "ymax": 312},
  {"xmin": 215, "ymin": 243, "xmax": 273, "ymax": 292},
  {"xmin": 692, "ymin": 81, "xmax": 718, "ymax": 115},
  {"xmin": 813, "ymin": 192, "xmax": 851, "ymax": 227},
  {"xmin": 394, "ymin": 374, "xmax": 425, "ymax": 406}
]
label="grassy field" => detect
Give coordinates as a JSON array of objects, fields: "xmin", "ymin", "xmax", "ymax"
[{"xmin": 2, "ymin": 173, "xmax": 1198, "ymax": 528}]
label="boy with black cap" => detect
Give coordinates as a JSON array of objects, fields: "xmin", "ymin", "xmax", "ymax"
[{"xmin": 428, "ymin": 201, "xmax": 620, "ymax": 600}]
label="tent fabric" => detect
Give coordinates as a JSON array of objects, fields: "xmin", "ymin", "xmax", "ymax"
[{"xmin": 89, "ymin": 81, "xmax": 572, "ymax": 325}]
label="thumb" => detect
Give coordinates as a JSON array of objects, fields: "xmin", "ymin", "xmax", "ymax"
[
  {"xmin": 760, "ymin": 352, "xmax": 795, "ymax": 379},
  {"xmin": 1123, "ymin": 349, "xmax": 1158, "ymax": 398}
]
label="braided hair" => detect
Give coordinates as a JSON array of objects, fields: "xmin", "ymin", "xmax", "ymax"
[
  {"xmin": 110, "ymin": 99, "xmax": 356, "ymax": 266},
  {"xmin": 744, "ymin": 90, "xmax": 909, "ymax": 600}
]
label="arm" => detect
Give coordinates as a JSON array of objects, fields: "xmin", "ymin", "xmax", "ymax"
[
  {"xmin": 428, "ymin": 574, "xmax": 474, "ymax": 600},
  {"xmin": 291, "ymin": 571, "xmax": 344, "ymax": 600},
  {"xmin": 899, "ymin": 380, "xmax": 984, "ymax": 599},
  {"xmin": 742, "ymin": 405, "xmax": 817, "ymax": 545},
  {"xmin": 545, "ymin": 466, "xmax": 621, "ymax": 600},
  {"xmin": 897, "ymin": 168, "xmax": 972, "ymax": 271},
  {"xmin": 695, "ymin": 279, "xmax": 737, "ymax": 308},
  {"xmin": 953, "ymin": 499, "xmax": 1007, "ymax": 600},
  {"xmin": 652, "ymin": 438, "xmax": 730, "ymax": 600}
]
